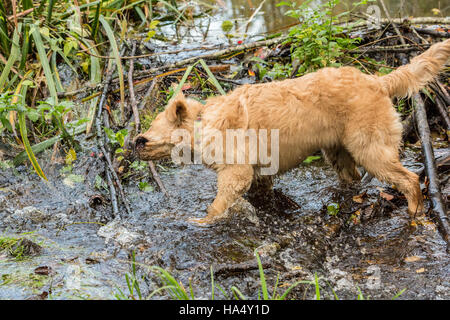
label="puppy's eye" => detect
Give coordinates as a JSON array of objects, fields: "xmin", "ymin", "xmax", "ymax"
[{"xmin": 146, "ymin": 136, "xmax": 160, "ymax": 142}]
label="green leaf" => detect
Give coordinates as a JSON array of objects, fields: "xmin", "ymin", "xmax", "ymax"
[
  {"xmin": 18, "ymin": 112, "xmax": 47, "ymax": 181},
  {"xmin": 99, "ymin": 15, "xmax": 125, "ymax": 120},
  {"xmin": 149, "ymin": 20, "xmax": 160, "ymax": 29},
  {"xmin": 31, "ymin": 23, "xmax": 58, "ymax": 103},
  {"xmin": 327, "ymin": 203, "xmax": 340, "ymax": 216},
  {"xmin": 255, "ymin": 250, "xmax": 269, "ymax": 300},
  {"xmin": 26, "ymin": 109, "xmax": 40, "ymax": 122},
  {"xmin": 95, "ymin": 174, "xmax": 108, "ymax": 190},
  {"xmin": 138, "ymin": 181, "xmax": 154, "ymax": 192},
  {"xmin": 314, "ymin": 273, "xmax": 321, "ymax": 300},
  {"xmin": 198, "ymin": 59, "xmax": 226, "ymax": 95},
  {"xmin": 221, "ymin": 20, "xmax": 233, "ymax": 33},
  {"xmin": 63, "ymin": 174, "xmax": 85, "ymax": 187},
  {"xmin": 0, "ymin": 26, "xmax": 20, "ymax": 92},
  {"xmin": 303, "ymin": 155, "xmax": 321, "ymax": 164}
]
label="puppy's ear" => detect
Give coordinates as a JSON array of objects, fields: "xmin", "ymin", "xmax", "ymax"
[{"xmin": 166, "ymin": 92, "xmax": 189, "ymax": 126}]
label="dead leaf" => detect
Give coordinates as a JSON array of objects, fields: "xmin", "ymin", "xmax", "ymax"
[
  {"xmin": 85, "ymin": 257, "xmax": 100, "ymax": 265},
  {"xmin": 181, "ymin": 83, "xmax": 192, "ymax": 91},
  {"xmin": 215, "ymin": 0, "xmax": 227, "ymax": 8},
  {"xmin": 380, "ymin": 191, "xmax": 394, "ymax": 201},
  {"xmin": 26, "ymin": 291, "xmax": 49, "ymax": 300},
  {"xmin": 404, "ymin": 256, "xmax": 421, "ymax": 263},
  {"xmin": 416, "ymin": 268, "xmax": 426, "ymax": 273},
  {"xmin": 34, "ymin": 266, "xmax": 54, "ymax": 276},
  {"xmin": 352, "ymin": 192, "xmax": 367, "ymax": 203}
]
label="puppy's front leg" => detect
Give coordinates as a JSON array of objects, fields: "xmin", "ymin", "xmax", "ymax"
[{"xmin": 191, "ymin": 164, "xmax": 253, "ymax": 225}]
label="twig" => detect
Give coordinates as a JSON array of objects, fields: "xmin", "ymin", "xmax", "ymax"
[
  {"xmin": 379, "ymin": 1, "xmax": 406, "ymax": 45},
  {"xmin": 355, "ymin": 16, "xmax": 450, "ymax": 27},
  {"xmin": 124, "ymin": 41, "xmax": 167, "ymax": 199},
  {"xmin": 415, "ymin": 27, "xmax": 450, "ymax": 132},
  {"xmin": 58, "ymin": 38, "xmax": 284, "ymax": 101},
  {"xmin": 413, "ymin": 27, "xmax": 450, "ymax": 39},
  {"xmin": 239, "ymin": 0, "xmax": 267, "ymax": 34},
  {"xmin": 7, "ymin": 7, "xmax": 34, "ymax": 20},
  {"xmin": 132, "ymin": 37, "xmax": 286, "ymax": 79},
  {"xmin": 351, "ymin": 43, "xmax": 430, "ymax": 53},
  {"xmin": 434, "ymin": 95, "xmax": 450, "ymax": 132},
  {"xmin": 104, "ymin": 165, "xmax": 119, "ymax": 217},
  {"xmin": 148, "ymin": 161, "xmax": 169, "ymax": 197},
  {"xmin": 379, "ymin": 0, "xmax": 408, "ymax": 64},
  {"xmin": 95, "ymin": 46, "xmax": 132, "ymax": 218},
  {"xmin": 414, "ymin": 93, "xmax": 450, "ymax": 250},
  {"xmin": 95, "ymin": 64, "xmax": 120, "ymax": 218},
  {"xmin": 127, "ymin": 41, "xmax": 140, "ymax": 134},
  {"xmin": 411, "ymin": 27, "xmax": 430, "ymax": 45},
  {"xmin": 78, "ymin": 44, "xmax": 223, "ymax": 60},
  {"xmin": 137, "ymin": 78, "xmax": 159, "ymax": 111},
  {"xmin": 100, "ymin": 143, "xmax": 132, "ymax": 215},
  {"xmin": 435, "ymin": 80, "xmax": 450, "ymax": 106},
  {"xmin": 402, "ymin": 112, "xmax": 416, "ymax": 141},
  {"xmin": 213, "ymin": 259, "xmax": 272, "ymax": 277}
]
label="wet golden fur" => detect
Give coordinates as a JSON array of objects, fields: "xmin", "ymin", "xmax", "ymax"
[{"xmin": 135, "ymin": 39, "xmax": 450, "ymax": 224}]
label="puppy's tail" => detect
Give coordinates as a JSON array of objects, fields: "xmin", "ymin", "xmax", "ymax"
[{"xmin": 380, "ymin": 39, "xmax": 450, "ymax": 98}]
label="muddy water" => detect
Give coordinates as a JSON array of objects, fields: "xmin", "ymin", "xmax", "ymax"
[
  {"xmin": 1, "ymin": 0, "xmax": 449, "ymax": 301},
  {"xmin": 1, "ymin": 142, "xmax": 449, "ymax": 299},
  {"xmin": 160, "ymin": 0, "xmax": 449, "ymax": 44}
]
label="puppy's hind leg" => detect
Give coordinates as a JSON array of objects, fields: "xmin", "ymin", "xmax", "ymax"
[
  {"xmin": 247, "ymin": 174, "xmax": 274, "ymax": 198},
  {"xmin": 346, "ymin": 139, "xmax": 423, "ymax": 216},
  {"xmin": 190, "ymin": 164, "xmax": 254, "ymax": 225},
  {"xmin": 322, "ymin": 146, "xmax": 361, "ymax": 183}
]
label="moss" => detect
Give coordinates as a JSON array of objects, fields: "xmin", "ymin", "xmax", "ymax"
[
  {"xmin": 0, "ymin": 235, "xmax": 42, "ymax": 260},
  {"xmin": 0, "ymin": 272, "xmax": 49, "ymax": 293}
]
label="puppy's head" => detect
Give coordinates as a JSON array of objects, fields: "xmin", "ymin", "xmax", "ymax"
[{"xmin": 133, "ymin": 92, "xmax": 202, "ymax": 161}]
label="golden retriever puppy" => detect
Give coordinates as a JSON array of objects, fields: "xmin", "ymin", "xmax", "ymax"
[{"xmin": 134, "ymin": 39, "xmax": 450, "ymax": 225}]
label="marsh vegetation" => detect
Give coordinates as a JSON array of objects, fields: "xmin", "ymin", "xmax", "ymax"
[{"xmin": 0, "ymin": 0, "xmax": 449, "ymax": 300}]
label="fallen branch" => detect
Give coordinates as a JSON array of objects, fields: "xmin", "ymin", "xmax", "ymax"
[
  {"xmin": 95, "ymin": 62, "xmax": 120, "ymax": 218},
  {"xmin": 125, "ymin": 42, "xmax": 169, "ymax": 198},
  {"xmin": 95, "ymin": 46, "xmax": 131, "ymax": 218},
  {"xmin": 351, "ymin": 43, "xmax": 430, "ymax": 54},
  {"xmin": 401, "ymin": 112, "xmax": 416, "ymax": 141},
  {"xmin": 379, "ymin": 0, "xmax": 408, "ymax": 65},
  {"xmin": 132, "ymin": 37, "xmax": 286, "ymax": 79},
  {"xmin": 213, "ymin": 259, "xmax": 271, "ymax": 277},
  {"xmin": 413, "ymin": 27, "xmax": 450, "ymax": 39},
  {"xmin": 435, "ymin": 80, "xmax": 450, "ymax": 106},
  {"xmin": 414, "ymin": 93, "xmax": 450, "ymax": 250},
  {"xmin": 434, "ymin": 95, "xmax": 450, "ymax": 132},
  {"xmin": 355, "ymin": 16, "xmax": 450, "ymax": 27},
  {"xmin": 429, "ymin": 82, "xmax": 450, "ymax": 132},
  {"xmin": 137, "ymin": 78, "xmax": 159, "ymax": 111},
  {"xmin": 7, "ymin": 7, "xmax": 35, "ymax": 21},
  {"xmin": 148, "ymin": 161, "xmax": 169, "ymax": 197},
  {"xmin": 127, "ymin": 41, "xmax": 140, "ymax": 134}
]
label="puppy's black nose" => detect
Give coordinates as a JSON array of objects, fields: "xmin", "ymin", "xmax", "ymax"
[{"xmin": 134, "ymin": 136, "xmax": 148, "ymax": 151}]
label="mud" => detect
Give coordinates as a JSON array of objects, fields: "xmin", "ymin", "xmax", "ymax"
[
  {"xmin": 1, "ymin": 141, "xmax": 448, "ymax": 300},
  {"xmin": 0, "ymin": 0, "xmax": 449, "ymax": 301}
]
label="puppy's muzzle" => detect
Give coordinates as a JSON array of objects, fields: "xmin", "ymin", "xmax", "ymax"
[{"xmin": 133, "ymin": 135, "xmax": 149, "ymax": 154}]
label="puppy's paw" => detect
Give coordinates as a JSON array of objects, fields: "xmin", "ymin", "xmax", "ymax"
[{"xmin": 188, "ymin": 217, "xmax": 216, "ymax": 227}]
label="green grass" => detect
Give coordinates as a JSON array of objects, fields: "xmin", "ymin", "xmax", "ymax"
[
  {"xmin": 115, "ymin": 250, "xmax": 407, "ymax": 300},
  {"xmin": 0, "ymin": 0, "xmax": 191, "ymax": 178},
  {"xmin": 0, "ymin": 234, "xmax": 39, "ymax": 260}
]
